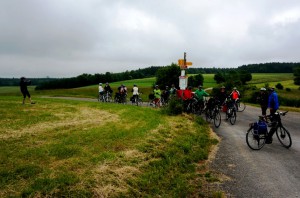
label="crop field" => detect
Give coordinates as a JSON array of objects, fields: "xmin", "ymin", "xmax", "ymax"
[{"xmin": 0, "ymin": 96, "xmax": 218, "ymax": 197}]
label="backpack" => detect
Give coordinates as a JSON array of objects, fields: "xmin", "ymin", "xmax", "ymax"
[{"xmin": 253, "ymin": 120, "xmax": 268, "ymax": 135}]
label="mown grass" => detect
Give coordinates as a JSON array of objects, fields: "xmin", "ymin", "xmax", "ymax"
[{"xmin": 0, "ymin": 96, "xmax": 218, "ymax": 197}]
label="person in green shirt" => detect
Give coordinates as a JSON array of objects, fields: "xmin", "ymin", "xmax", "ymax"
[
  {"xmin": 153, "ymin": 85, "xmax": 161, "ymax": 107},
  {"xmin": 194, "ymin": 85, "xmax": 209, "ymax": 110}
]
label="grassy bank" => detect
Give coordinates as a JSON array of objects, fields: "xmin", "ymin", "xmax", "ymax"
[{"xmin": 0, "ymin": 96, "xmax": 218, "ymax": 197}]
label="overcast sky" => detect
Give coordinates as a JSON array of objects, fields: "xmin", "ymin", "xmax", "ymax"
[{"xmin": 1, "ymin": 0, "xmax": 300, "ymax": 78}]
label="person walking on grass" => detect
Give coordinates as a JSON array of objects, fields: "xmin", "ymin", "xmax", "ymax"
[{"xmin": 20, "ymin": 77, "xmax": 34, "ymax": 105}]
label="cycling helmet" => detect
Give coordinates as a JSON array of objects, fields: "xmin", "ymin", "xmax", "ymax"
[
  {"xmin": 99, "ymin": 83, "xmax": 102, "ymax": 85},
  {"xmin": 260, "ymin": 87, "xmax": 266, "ymax": 91},
  {"xmin": 198, "ymin": 85, "xmax": 202, "ymax": 88}
]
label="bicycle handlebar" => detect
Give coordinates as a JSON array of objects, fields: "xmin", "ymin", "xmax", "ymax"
[{"xmin": 279, "ymin": 111, "xmax": 288, "ymax": 116}]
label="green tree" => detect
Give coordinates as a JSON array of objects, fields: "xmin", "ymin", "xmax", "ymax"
[
  {"xmin": 294, "ymin": 66, "xmax": 300, "ymax": 85},
  {"xmin": 188, "ymin": 74, "xmax": 204, "ymax": 88},
  {"xmin": 239, "ymin": 70, "xmax": 252, "ymax": 85},
  {"xmin": 155, "ymin": 63, "xmax": 181, "ymax": 88},
  {"xmin": 214, "ymin": 72, "xmax": 226, "ymax": 84}
]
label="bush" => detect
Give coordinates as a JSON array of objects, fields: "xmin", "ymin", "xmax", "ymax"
[
  {"xmin": 276, "ymin": 83, "xmax": 284, "ymax": 90},
  {"xmin": 161, "ymin": 98, "xmax": 183, "ymax": 115}
]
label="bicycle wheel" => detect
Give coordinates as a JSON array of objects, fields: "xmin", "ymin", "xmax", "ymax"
[
  {"xmin": 205, "ymin": 109, "xmax": 212, "ymax": 122},
  {"xmin": 213, "ymin": 111, "xmax": 221, "ymax": 128},
  {"xmin": 276, "ymin": 126, "xmax": 292, "ymax": 148},
  {"xmin": 237, "ymin": 101, "xmax": 246, "ymax": 112},
  {"xmin": 229, "ymin": 110, "xmax": 236, "ymax": 125},
  {"xmin": 138, "ymin": 98, "xmax": 143, "ymax": 106},
  {"xmin": 105, "ymin": 95, "xmax": 112, "ymax": 102},
  {"xmin": 191, "ymin": 101, "xmax": 200, "ymax": 115},
  {"xmin": 246, "ymin": 127, "xmax": 266, "ymax": 150}
]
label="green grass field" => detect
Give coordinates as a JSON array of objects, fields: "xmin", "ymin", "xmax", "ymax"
[
  {"xmin": 1, "ymin": 73, "xmax": 298, "ymax": 101},
  {"xmin": 0, "ymin": 96, "xmax": 219, "ymax": 197}
]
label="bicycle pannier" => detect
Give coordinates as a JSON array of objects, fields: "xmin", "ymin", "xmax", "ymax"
[{"xmin": 253, "ymin": 121, "xmax": 268, "ymax": 135}]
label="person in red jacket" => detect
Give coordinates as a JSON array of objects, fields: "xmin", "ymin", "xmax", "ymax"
[{"xmin": 230, "ymin": 87, "xmax": 240, "ymax": 101}]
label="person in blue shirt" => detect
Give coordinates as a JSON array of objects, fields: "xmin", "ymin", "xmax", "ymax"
[
  {"xmin": 268, "ymin": 87, "xmax": 279, "ymax": 115},
  {"xmin": 266, "ymin": 87, "xmax": 279, "ymax": 144}
]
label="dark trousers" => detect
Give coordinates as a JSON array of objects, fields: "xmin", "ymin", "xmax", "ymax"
[{"xmin": 261, "ymin": 106, "xmax": 267, "ymax": 116}]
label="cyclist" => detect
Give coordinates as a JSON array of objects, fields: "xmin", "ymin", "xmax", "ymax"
[
  {"xmin": 162, "ymin": 85, "xmax": 170, "ymax": 104},
  {"xmin": 194, "ymin": 85, "xmax": 209, "ymax": 110},
  {"xmin": 153, "ymin": 85, "xmax": 161, "ymax": 107},
  {"xmin": 268, "ymin": 87, "xmax": 279, "ymax": 115},
  {"xmin": 257, "ymin": 87, "xmax": 269, "ymax": 116},
  {"xmin": 104, "ymin": 82, "xmax": 113, "ymax": 94},
  {"xmin": 98, "ymin": 83, "xmax": 104, "ymax": 100},
  {"xmin": 265, "ymin": 87, "xmax": 280, "ymax": 144},
  {"xmin": 132, "ymin": 84, "xmax": 139, "ymax": 103},
  {"xmin": 117, "ymin": 84, "xmax": 127, "ymax": 103},
  {"xmin": 170, "ymin": 84, "xmax": 177, "ymax": 96},
  {"xmin": 230, "ymin": 87, "xmax": 240, "ymax": 101},
  {"xmin": 230, "ymin": 87, "xmax": 241, "ymax": 110},
  {"xmin": 183, "ymin": 86, "xmax": 193, "ymax": 112},
  {"xmin": 216, "ymin": 86, "xmax": 227, "ymax": 106}
]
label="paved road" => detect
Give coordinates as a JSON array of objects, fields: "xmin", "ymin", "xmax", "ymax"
[{"xmin": 209, "ymin": 105, "xmax": 300, "ymax": 198}]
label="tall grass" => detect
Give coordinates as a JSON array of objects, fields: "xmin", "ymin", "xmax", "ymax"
[{"xmin": 0, "ymin": 96, "xmax": 217, "ymax": 197}]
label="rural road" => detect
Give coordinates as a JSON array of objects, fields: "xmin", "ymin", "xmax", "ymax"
[{"xmin": 209, "ymin": 105, "xmax": 300, "ymax": 198}]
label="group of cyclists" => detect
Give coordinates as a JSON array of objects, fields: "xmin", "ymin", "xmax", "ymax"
[{"xmin": 98, "ymin": 82, "xmax": 243, "ymax": 113}]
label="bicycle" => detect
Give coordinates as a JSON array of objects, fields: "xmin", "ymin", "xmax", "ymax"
[
  {"xmin": 148, "ymin": 94, "xmax": 161, "ymax": 108},
  {"xmin": 98, "ymin": 92, "xmax": 105, "ymax": 102},
  {"xmin": 104, "ymin": 91, "xmax": 112, "ymax": 102},
  {"xmin": 114, "ymin": 93, "xmax": 127, "ymax": 104},
  {"xmin": 131, "ymin": 93, "xmax": 143, "ymax": 106},
  {"xmin": 235, "ymin": 98, "xmax": 246, "ymax": 112},
  {"xmin": 205, "ymin": 98, "xmax": 221, "ymax": 128},
  {"xmin": 246, "ymin": 111, "xmax": 292, "ymax": 150},
  {"xmin": 224, "ymin": 97, "xmax": 237, "ymax": 125}
]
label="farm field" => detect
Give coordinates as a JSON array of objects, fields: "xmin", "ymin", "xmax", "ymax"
[
  {"xmin": 0, "ymin": 96, "xmax": 218, "ymax": 197},
  {"xmin": 0, "ymin": 73, "xmax": 299, "ymax": 101}
]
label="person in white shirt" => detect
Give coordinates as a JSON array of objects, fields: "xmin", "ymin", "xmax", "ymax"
[
  {"xmin": 98, "ymin": 83, "xmax": 104, "ymax": 100},
  {"xmin": 132, "ymin": 84, "xmax": 139, "ymax": 103}
]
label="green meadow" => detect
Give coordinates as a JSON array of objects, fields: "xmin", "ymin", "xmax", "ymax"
[{"xmin": 0, "ymin": 96, "xmax": 219, "ymax": 197}]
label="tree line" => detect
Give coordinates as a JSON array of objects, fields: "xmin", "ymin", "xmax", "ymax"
[{"xmin": 1, "ymin": 62, "xmax": 299, "ymax": 89}]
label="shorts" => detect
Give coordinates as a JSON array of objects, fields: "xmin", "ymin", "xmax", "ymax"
[{"xmin": 21, "ymin": 89, "xmax": 30, "ymax": 98}]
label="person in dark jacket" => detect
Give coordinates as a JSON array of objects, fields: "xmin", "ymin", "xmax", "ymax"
[
  {"xmin": 20, "ymin": 77, "xmax": 34, "ymax": 104},
  {"xmin": 216, "ymin": 86, "xmax": 227, "ymax": 106},
  {"xmin": 257, "ymin": 87, "xmax": 269, "ymax": 115}
]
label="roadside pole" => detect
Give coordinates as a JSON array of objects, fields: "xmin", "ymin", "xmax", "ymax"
[{"xmin": 178, "ymin": 52, "xmax": 192, "ymax": 90}]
